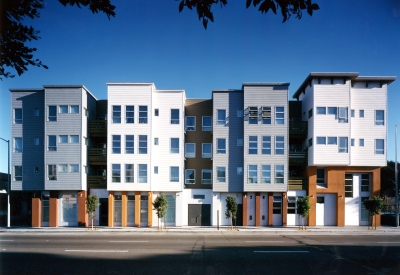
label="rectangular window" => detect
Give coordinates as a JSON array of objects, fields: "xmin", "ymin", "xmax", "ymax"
[
  {"xmin": 248, "ymin": 165, "xmax": 257, "ymax": 184},
  {"xmin": 185, "ymin": 169, "xmax": 195, "ymax": 184},
  {"xmin": 275, "ymin": 136, "xmax": 284, "ymax": 154},
  {"xmin": 154, "ymin": 109, "xmax": 159, "ymax": 116},
  {"xmin": 14, "ymin": 108, "xmax": 22, "ymax": 124},
  {"xmin": 185, "ymin": 116, "xmax": 196, "ymax": 131},
  {"xmin": 237, "ymin": 138, "xmax": 243, "ymax": 146},
  {"xmin": 375, "ymin": 110, "xmax": 384, "ymax": 125},
  {"xmin": 69, "ymin": 164, "xmax": 79, "ymax": 173},
  {"xmin": 361, "ymin": 174, "xmax": 370, "ymax": 192},
  {"xmin": 59, "ymin": 135, "xmax": 68, "ymax": 143},
  {"xmin": 138, "ymin": 164, "xmax": 147, "ymax": 183},
  {"xmin": 84, "ymin": 108, "xmax": 88, "ymax": 117},
  {"xmin": 171, "ymin": 109, "xmax": 179, "ymax": 124},
  {"xmin": 202, "ymin": 143, "xmax": 212, "ymax": 158},
  {"xmin": 316, "ymin": 107, "xmax": 326, "ymax": 115},
  {"xmin": 262, "ymin": 165, "xmax": 271, "ymax": 184},
  {"xmin": 351, "ymin": 109, "xmax": 355, "ymax": 118},
  {"xmin": 217, "ymin": 110, "xmax": 226, "ymax": 125},
  {"xmin": 275, "ymin": 165, "xmax": 284, "ymax": 184},
  {"xmin": 48, "ymin": 106, "xmax": 57, "ymax": 121},
  {"xmin": 338, "ymin": 107, "xmax": 348, "ymax": 123},
  {"xmin": 126, "ymin": 106, "xmax": 134, "ymax": 123},
  {"xmin": 34, "ymin": 108, "xmax": 39, "ymax": 116},
  {"xmin": 345, "ymin": 174, "xmax": 353, "ymax": 198},
  {"xmin": 34, "ymin": 137, "xmax": 39, "ymax": 145},
  {"xmin": 202, "ymin": 116, "xmax": 212, "ymax": 131},
  {"xmin": 327, "ymin": 107, "xmax": 337, "ymax": 118},
  {"xmin": 154, "ymin": 138, "xmax": 159, "ymax": 145},
  {"xmin": 248, "ymin": 136, "xmax": 257, "ymax": 154},
  {"xmin": 112, "ymin": 164, "xmax": 120, "ymax": 182},
  {"xmin": 112, "ymin": 106, "xmax": 121, "ymax": 123},
  {"xmin": 216, "ymin": 167, "xmax": 226, "ymax": 182},
  {"xmin": 170, "ymin": 138, "xmax": 179, "ymax": 154},
  {"xmin": 308, "ymin": 138, "xmax": 313, "ymax": 147},
  {"xmin": 112, "ymin": 135, "xmax": 121, "ymax": 154},
  {"xmin": 237, "ymin": 109, "xmax": 243, "ymax": 117},
  {"xmin": 248, "ymin": 106, "xmax": 258, "ymax": 124},
  {"xmin": 262, "ymin": 136, "xmax": 271, "ymax": 154},
  {"xmin": 58, "ymin": 164, "xmax": 68, "ymax": 173},
  {"xmin": 154, "ymin": 166, "xmax": 158, "ymax": 174},
  {"xmin": 13, "ymin": 137, "xmax": 22, "ymax": 153},
  {"xmin": 237, "ymin": 167, "xmax": 243, "ymax": 175},
  {"xmin": 48, "ymin": 165, "xmax": 57, "ymax": 180},
  {"xmin": 361, "ymin": 197, "xmax": 369, "ymax": 221},
  {"xmin": 169, "ymin": 167, "xmax": 179, "ymax": 182},
  {"xmin": 273, "ymin": 196, "xmax": 282, "ymax": 214},
  {"xmin": 126, "ymin": 135, "xmax": 134, "ymax": 154},
  {"xmin": 327, "ymin": 137, "xmax": 337, "ymax": 145},
  {"xmin": 70, "ymin": 105, "xmax": 79, "ymax": 113},
  {"xmin": 308, "ymin": 108, "xmax": 313, "ymax": 119},
  {"xmin": 262, "ymin": 106, "xmax": 271, "ymax": 124},
  {"xmin": 316, "ymin": 168, "xmax": 326, "ymax": 187},
  {"xmin": 351, "ymin": 139, "xmax": 355, "ymax": 146},
  {"xmin": 339, "ymin": 137, "xmax": 348, "ymax": 153},
  {"xmin": 48, "ymin": 136, "xmax": 56, "ymax": 151},
  {"xmin": 59, "ymin": 105, "xmax": 68, "ymax": 114},
  {"xmin": 275, "ymin": 107, "xmax": 284, "ymax": 125},
  {"xmin": 216, "ymin": 138, "xmax": 226, "ymax": 154},
  {"xmin": 202, "ymin": 169, "xmax": 212, "ymax": 184},
  {"xmin": 125, "ymin": 164, "xmax": 134, "ymax": 183},
  {"xmin": 287, "ymin": 196, "xmax": 296, "ymax": 214},
  {"xmin": 139, "ymin": 106, "xmax": 148, "ymax": 124},
  {"xmin": 359, "ymin": 110, "xmax": 364, "ymax": 118},
  {"xmin": 316, "ymin": 137, "xmax": 326, "ymax": 145},
  {"xmin": 185, "ymin": 143, "xmax": 195, "ymax": 158},
  {"xmin": 70, "ymin": 135, "xmax": 79, "ymax": 144},
  {"xmin": 14, "ymin": 166, "xmax": 22, "ymax": 181},
  {"xmin": 375, "ymin": 139, "xmax": 384, "ymax": 154},
  {"xmin": 34, "ymin": 166, "xmax": 39, "ymax": 173},
  {"xmin": 359, "ymin": 139, "xmax": 364, "ymax": 147},
  {"xmin": 139, "ymin": 135, "xmax": 147, "ymax": 154}
]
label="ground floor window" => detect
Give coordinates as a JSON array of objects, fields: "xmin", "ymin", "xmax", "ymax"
[
  {"xmin": 345, "ymin": 174, "xmax": 353, "ymax": 197},
  {"xmin": 361, "ymin": 197, "xmax": 369, "ymax": 222},
  {"xmin": 140, "ymin": 195, "xmax": 148, "ymax": 224},
  {"xmin": 60, "ymin": 194, "xmax": 77, "ymax": 225},
  {"xmin": 165, "ymin": 195, "xmax": 176, "ymax": 223},
  {"xmin": 42, "ymin": 193, "xmax": 50, "ymax": 224},
  {"xmin": 114, "ymin": 195, "xmax": 122, "ymax": 224},
  {"xmin": 273, "ymin": 196, "xmax": 282, "ymax": 214},
  {"xmin": 127, "ymin": 195, "xmax": 135, "ymax": 225}
]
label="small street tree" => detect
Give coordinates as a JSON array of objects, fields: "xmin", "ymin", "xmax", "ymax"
[
  {"xmin": 153, "ymin": 194, "xmax": 168, "ymax": 230},
  {"xmin": 297, "ymin": 196, "xmax": 311, "ymax": 230},
  {"xmin": 86, "ymin": 194, "xmax": 100, "ymax": 230},
  {"xmin": 225, "ymin": 196, "xmax": 238, "ymax": 230},
  {"xmin": 363, "ymin": 196, "xmax": 384, "ymax": 230}
]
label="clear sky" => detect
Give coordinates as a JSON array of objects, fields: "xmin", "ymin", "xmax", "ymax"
[{"xmin": 1, "ymin": 0, "xmax": 399, "ymax": 173}]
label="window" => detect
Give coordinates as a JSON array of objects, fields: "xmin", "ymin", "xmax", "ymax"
[
  {"xmin": 59, "ymin": 135, "xmax": 68, "ymax": 143},
  {"xmin": 359, "ymin": 139, "xmax": 364, "ymax": 147},
  {"xmin": 248, "ymin": 136, "xmax": 257, "ymax": 154},
  {"xmin": 125, "ymin": 164, "xmax": 134, "ymax": 182},
  {"xmin": 361, "ymin": 174, "xmax": 370, "ymax": 192},
  {"xmin": 70, "ymin": 105, "xmax": 79, "ymax": 113},
  {"xmin": 338, "ymin": 107, "xmax": 348, "ymax": 123},
  {"xmin": 112, "ymin": 164, "xmax": 120, "ymax": 182},
  {"xmin": 361, "ymin": 197, "xmax": 369, "ymax": 222},
  {"xmin": 14, "ymin": 109, "xmax": 22, "ymax": 124},
  {"xmin": 185, "ymin": 143, "xmax": 195, "ymax": 158},
  {"xmin": 112, "ymin": 106, "xmax": 121, "ymax": 123},
  {"xmin": 126, "ymin": 135, "xmax": 134, "ymax": 154},
  {"xmin": 262, "ymin": 165, "xmax": 271, "ymax": 184},
  {"xmin": 351, "ymin": 109, "xmax": 355, "ymax": 118},
  {"xmin": 375, "ymin": 110, "xmax": 384, "ymax": 125},
  {"xmin": 248, "ymin": 165, "xmax": 257, "ymax": 183},
  {"xmin": 262, "ymin": 136, "xmax": 271, "ymax": 154},
  {"xmin": 154, "ymin": 138, "xmax": 159, "ymax": 145},
  {"xmin": 327, "ymin": 107, "xmax": 337, "ymax": 118},
  {"xmin": 202, "ymin": 143, "xmax": 212, "ymax": 158},
  {"xmin": 154, "ymin": 166, "xmax": 158, "ymax": 174},
  {"xmin": 375, "ymin": 139, "xmax": 384, "ymax": 154},
  {"xmin": 273, "ymin": 196, "xmax": 282, "ymax": 214},
  {"xmin": 316, "ymin": 107, "xmax": 326, "ymax": 115},
  {"xmin": 48, "ymin": 136, "xmax": 56, "ymax": 151},
  {"xmin": 14, "ymin": 166, "xmax": 22, "ymax": 181},
  {"xmin": 345, "ymin": 174, "xmax": 353, "ymax": 197},
  {"xmin": 13, "ymin": 138, "xmax": 22, "ymax": 153},
  {"xmin": 185, "ymin": 169, "xmax": 195, "ymax": 184},
  {"xmin": 139, "ymin": 106, "xmax": 148, "ymax": 124},
  {"xmin": 138, "ymin": 164, "xmax": 147, "ymax": 183},
  {"xmin": 69, "ymin": 164, "xmax": 79, "ymax": 173},
  {"xmin": 84, "ymin": 137, "xmax": 88, "ymax": 146},
  {"xmin": 171, "ymin": 109, "xmax": 179, "ymax": 124},
  {"xmin": 237, "ymin": 167, "xmax": 243, "ymax": 175},
  {"xmin": 170, "ymin": 167, "xmax": 179, "ymax": 182},
  {"xmin": 58, "ymin": 164, "xmax": 68, "ymax": 173},
  {"xmin": 126, "ymin": 106, "xmax": 134, "ymax": 123},
  {"xmin": 327, "ymin": 137, "xmax": 337, "ymax": 145},
  {"xmin": 34, "ymin": 166, "xmax": 39, "ymax": 173},
  {"xmin": 316, "ymin": 137, "xmax": 326, "ymax": 145},
  {"xmin": 170, "ymin": 138, "xmax": 179, "ymax": 154},
  {"xmin": 316, "ymin": 168, "xmax": 326, "ymax": 187},
  {"xmin": 48, "ymin": 165, "xmax": 57, "ymax": 180},
  {"xmin": 70, "ymin": 135, "xmax": 79, "ymax": 144},
  {"xmin": 237, "ymin": 109, "xmax": 243, "ymax": 117},
  {"xmin": 275, "ymin": 107, "xmax": 284, "ymax": 124},
  {"xmin": 34, "ymin": 137, "xmax": 39, "ymax": 145},
  {"xmin": 112, "ymin": 135, "xmax": 121, "ymax": 154},
  {"xmin": 34, "ymin": 108, "xmax": 39, "ymax": 116},
  {"xmin": 275, "ymin": 136, "xmax": 284, "ymax": 154},
  {"xmin": 139, "ymin": 135, "xmax": 148, "ymax": 154},
  {"xmin": 84, "ymin": 108, "xmax": 88, "ymax": 117},
  {"xmin": 351, "ymin": 139, "xmax": 355, "ymax": 146},
  {"xmin": 359, "ymin": 110, "xmax": 364, "ymax": 118},
  {"xmin": 217, "ymin": 110, "xmax": 226, "ymax": 125},
  {"xmin": 154, "ymin": 109, "xmax": 159, "ymax": 116},
  {"xmin": 275, "ymin": 165, "xmax": 284, "ymax": 184},
  {"xmin": 287, "ymin": 196, "xmax": 296, "ymax": 214},
  {"xmin": 48, "ymin": 106, "xmax": 57, "ymax": 121},
  {"xmin": 59, "ymin": 105, "xmax": 68, "ymax": 114},
  {"xmin": 193, "ymin": 194, "xmax": 205, "ymax": 199},
  {"xmin": 308, "ymin": 108, "xmax": 313, "ymax": 119},
  {"xmin": 308, "ymin": 138, "xmax": 312, "ymax": 147},
  {"xmin": 216, "ymin": 138, "xmax": 226, "ymax": 154},
  {"xmin": 339, "ymin": 137, "xmax": 348, "ymax": 153},
  {"xmin": 262, "ymin": 106, "xmax": 271, "ymax": 124},
  {"xmin": 185, "ymin": 116, "xmax": 195, "ymax": 131},
  {"xmin": 216, "ymin": 167, "xmax": 226, "ymax": 182},
  {"xmin": 202, "ymin": 170, "xmax": 212, "ymax": 184},
  {"xmin": 202, "ymin": 116, "xmax": 212, "ymax": 131},
  {"xmin": 248, "ymin": 106, "xmax": 258, "ymax": 124}
]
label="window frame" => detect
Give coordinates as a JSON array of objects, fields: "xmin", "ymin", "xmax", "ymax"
[
  {"xmin": 138, "ymin": 164, "xmax": 147, "ymax": 183},
  {"xmin": 14, "ymin": 108, "xmax": 22, "ymax": 124},
  {"xmin": 327, "ymin": 137, "xmax": 337, "ymax": 145},
  {"xmin": 361, "ymin": 174, "xmax": 370, "ymax": 192},
  {"xmin": 262, "ymin": 136, "xmax": 271, "ymax": 154},
  {"xmin": 171, "ymin": 109, "xmax": 180, "ymax": 124},
  {"xmin": 338, "ymin": 137, "xmax": 348, "ymax": 153},
  {"xmin": 112, "ymin": 135, "xmax": 121, "ymax": 154},
  {"xmin": 185, "ymin": 143, "xmax": 196, "ymax": 158},
  {"xmin": 217, "ymin": 110, "xmax": 226, "ymax": 125},
  {"xmin": 138, "ymin": 135, "xmax": 148, "ymax": 154},
  {"xmin": 59, "ymin": 135, "xmax": 68, "ymax": 144},
  {"xmin": 316, "ymin": 107, "xmax": 326, "ymax": 115},
  {"xmin": 14, "ymin": 166, "xmax": 22, "ymax": 181},
  {"xmin": 248, "ymin": 164, "xmax": 257, "ymax": 184},
  {"xmin": 359, "ymin": 138, "xmax": 364, "ymax": 147},
  {"xmin": 375, "ymin": 110, "xmax": 384, "ymax": 125},
  {"xmin": 375, "ymin": 139, "xmax": 384, "ymax": 154},
  {"xmin": 248, "ymin": 136, "xmax": 258, "ymax": 154},
  {"xmin": 216, "ymin": 138, "xmax": 226, "ymax": 154},
  {"xmin": 58, "ymin": 164, "xmax": 68, "ymax": 173},
  {"xmin": 125, "ymin": 135, "xmax": 134, "ymax": 154},
  {"xmin": 237, "ymin": 167, "xmax": 243, "ymax": 175},
  {"xmin": 261, "ymin": 165, "xmax": 271, "ymax": 184},
  {"xmin": 185, "ymin": 116, "xmax": 196, "ymax": 131},
  {"xmin": 112, "ymin": 164, "xmax": 121, "ymax": 182},
  {"xmin": 48, "ymin": 106, "xmax": 57, "ymax": 121},
  {"xmin": 126, "ymin": 106, "xmax": 134, "ymax": 123},
  {"xmin": 70, "ymin": 105, "xmax": 79, "ymax": 114},
  {"xmin": 48, "ymin": 164, "xmax": 57, "ymax": 180},
  {"xmin": 202, "ymin": 116, "xmax": 212, "ymax": 131},
  {"xmin": 275, "ymin": 165, "xmax": 284, "ymax": 184},
  {"xmin": 359, "ymin": 110, "xmax": 364, "ymax": 118},
  {"xmin": 112, "ymin": 105, "xmax": 121, "ymax": 124},
  {"xmin": 338, "ymin": 107, "xmax": 348, "ymax": 123},
  {"xmin": 275, "ymin": 136, "xmax": 284, "ymax": 154},
  {"xmin": 202, "ymin": 143, "xmax": 212, "ymax": 158},
  {"xmin": 345, "ymin": 174, "xmax": 353, "ymax": 198},
  {"xmin": 316, "ymin": 168, "xmax": 326, "ymax": 187},
  {"xmin": 13, "ymin": 137, "xmax": 22, "ymax": 153},
  {"xmin": 125, "ymin": 164, "xmax": 134, "ymax": 183},
  {"xmin": 48, "ymin": 135, "xmax": 57, "ymax": 151},
  {"xmin": 59, "ymin": 105, "xmax": 68, "ymax": 114},
  {"xmin": 275, "ymin": 107, "xmax": 284, "ymax": 125},
  {"xmin": 262, "ymin": 106, "xmax": 271, "ymax": 124},
  {"xmin": 185, "ymin": 169, "xmax": 195, "ymax": 184},
  {"xmin": 70, "ymin": 135, "xmax": 79, "ymax": 144},
  {"xmin": 139, "ymin": 106, "xmax": 148, "ymax": 124},
  {"xmin": 170, "ymin": 166, "xmax": 179, "ymax": 182},
  {"xmin": 316, "ymin": 136, "xmax": 326, "ymax": 145},
  {"xmin": 201, "ymin": 169, "xmax": 212, "ymax": 184},
  {"xmin": 216, "ymin": 167, "xmax": 226, "ymax": 182},
  {"xmin": 237, "ymin": 138, "xmax": 243, "ymax": 146},
  {"xmin": 170, "ymin": 138, "xmax": 179, "ymax": 154},
  {"xmin": 69, "ymin": 164, "xmax": 79, "ymax": 173}
]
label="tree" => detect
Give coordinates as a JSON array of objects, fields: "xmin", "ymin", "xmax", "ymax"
[
  {"xmin": 225, "ymin": 195, "xmax": 238, "ymax": 230},
  {"xmin": 86, "ymin": 194, "xmax": 100, "ymax": 230},
  {"xmin": 153, "ymin": 194, "xmax": 168, "ymax": 230},
  {"xmin": 363, "ymin": 196, "xmax": 384, "ymax": 230},
  {"xmin": 296, "ymin": 196, "xmax": 310, "ymax": 230}
]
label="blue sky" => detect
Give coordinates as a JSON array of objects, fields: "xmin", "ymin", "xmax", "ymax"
[{"xmin": 1, "ymin": 0, "xmax": 400, "ymax": 173}]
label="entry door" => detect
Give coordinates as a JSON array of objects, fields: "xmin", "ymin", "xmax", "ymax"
[
  {"xmin": 316, "ymin": 196, "xmax": 325, "ymax": 225},
  {"xmin": 99, "ymin": 198, "xmax": 108, "ymax": 226},
  {"xmin": 188, "ymin": 204, "xmax": 211, "ymax": 226},
  {"xmin": 235, "ymin": 204, "xmax": 243, "ymax": 226},
  {"xmin": 316, "ymin": 195, "xmax": 336, "ymax": 226}
]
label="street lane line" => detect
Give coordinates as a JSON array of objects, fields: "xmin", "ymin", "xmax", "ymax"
[
  {"xmin": 378, "ymin": 242, "xmax": 400, "ymax": 243},
  {"xmin": 0, "ymin": 240, "xmax": 14, "ymax": 242},
  {"xmin": 254, "ymin": 251, "xmax": 309, "ymax": 253},
  {"xmin": 65, "ymin": 250, "xmax": 128, "ymax": 253},
  {"xmin": 109, "ymin": 241, "xmax": 149, "ymax": 243},
  {"xmin": 246, "ymin": 241, "xmax": 284, "ymax": 243}
]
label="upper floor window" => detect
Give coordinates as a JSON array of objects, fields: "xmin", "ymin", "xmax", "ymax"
[
  {"xmin": 308, "ymin": 108, "xmax": 313, "ymax": 119},
  {"xmin": 154, "ymin": 137, "xmax": 159, "ymax": 145},
  {"xmin": 202, "ymin": 116, "xmax": 212, "ymax": 131},
  {"xmin": 170, "ymin": 167, "xmax": 179, "ymax": 182},
  {"xmin": 338, "ymin": 137, "xmax": 348, "ymax": 153},
  {"xmin": 13, "ymin": 137, "xmax": 22, "ymax": 153},
  {"xmin": 69, "ymin": 164, "xmax": 79, "ymax": 173},
  {"xmin": 216, "ymin": 167, "xmax": 226, "ymax": 182},
  {"xmin": 375, "ymin": 139, "xmax": 384, "ymax": 154},
  {"xmin": 48, "ymin": 136, "xmax": 56, "ymax": 151},
  {"xmin": 262, "ymin": 165, "xmax": 271, "ymax": 184},
  {"xmin": 275, "ymin": 107, "xmax": 284, "ymax": 124},
  {"xmin": 34, "ymin": 137, "xmax": 39, "ymax": 145},
  {"xmin": 327, "ymin": 137, "xmax": 337, "ymax": 145},
  {"xmin": 139, "ymin": 135, "xmax": 147, "ymax": 154},
  {"xmin": 316, "ymin": 168, "xmax": 326, "ymax": 187},
  {"xmin": 70, "ymin": 135, "xmax": 79, "ymax": 144},
  {"xmin": 48, "ymin": 165, "xmax": 57, "ymax": 180},
  {"xmin": 359, "ymin": 138, "xmax": 364, "ymax": 147},
  {"xmin": 217, "ymin": 110, "xmax": 226, "ymax": 125},
  {"xmin": 34, "ymin": 108, "xmax": 39, "ymax": 116},
  {"xmin": 112, "ymin": 164, "xmax": 120, "ymax": 182},
  {"xmin": 375, "ymin": 110, "xmax": 384, "ymax": 125},
  {"xmin": 14, "ymin": 109, "xmax": 22, "ymax": 124},
  {"xmin": 126, "ymin": 106, "xmax": 134, "ymax": 123},
  {"xmin": 59, "ymin": 105, "xmax": 68, "ymax": 114},
  {"xmin": 185, "ymin": 143, "xmax": 195, "ymax": 158},
  {"xmin": 275, "ymin": 136, "xmax": 284, "ymax": 154},
  {"xmin": 316, "ymin": 137, "xmax": 326, "ymax": 145},
  {"xmin": 171, "ymin": 109, "xmax": 180, "ymax": 124},
  {"xmin": 262, "ymin": 106, "xmax": 271, "ymax": 124},
  {"xmin": 237, "ymin": 167, "xmax": 243, "ymax": 175},
  {"xmin": 154, "ymin": 166, "xmax": 158, "ymax": 174},
  {"xmin": 14, "ymin": 166, "xmax": 22, "ymax": 181},
  {"xmin": 126, "ymin": 135, "xmax": 134, "ymax": 154},
  {"xmin": 351, "ymin": 139, "xmax": 355, "ymax": 146},
  {"xmin": 112, "ymin": 135, "xmax": 121, "ymax": 154},
  {"xmin": 185, "ymin": 169, "xmax": 195, "ymax": 184},
  {"xmin": 185, "ymin": 116, "xmax": 196, "ymax": 131},
  {"xmin": 248, "ymin": 107, "xmax": 258, "ymax": 124},
  {"xmin": 202, "ymin": 143, "xmax": 212, "ymax": 158},
  {"xmin": 262, "ymin": 136, "xmax": 271, "ymax": 154},
  {"xmin": 351, "ymin": 109, "xmax": 355, "ymax": 118},
  {"xmin": 125, "ymin": 164, "xmax": 134, "ymax": 183},
  {"xmin": 59, "ymin": 135, "xmax": 68, "ymax": 143},
  {"xmin": 48, "ymin": 106, "xmax": 57, "ymax": 121},
  {"xmin": 338, "ymin": 107, "xmax": 348, "ymax": 123},
  {"xmin": 154, "ymin": 109, "xmax": 159, "ymax": 116},
  {"xmin": 327, "ymin": 107, "xmax": 337, "ymax": 118},
  {"xmin": 275, "ymin": 165, "xmax": 284, "ymax": 184},
  {"xmin": 248, "ymin": 165, "xmax": 257, "ymax": 183},
  {"xmin": 138, "ymin": 164, "xmax": 147, "ymax": 183},
  {"xmin": 237, "ymin": 138, "xmax": 243, "ymax": 146},
  {"xmin": 361, "ymin": 174, "xmax": 370, "ymax": 192},
  {"xmin": 139, "ymin": 106, "xmax": 148, "ymax": 124},
  {"xmin": 170, "ymin": 138, "xmax": 179, "ymax": 153},
  {"xmin": 237, "ymin": 109, "xmax": 243, "ymax": 117},
  {"xmin": 216, "ymin": 138, "xmax": 226, "ymax": 154},
  {"xmin": 345, "ymin": 174, "xmax": 353, "ymax": 197},
  {"xmin": 112, "ymin": 106, "xmax": 121, "ymax": 123},
  {"xmin": 359, "ymin": 110, "xmax": 364, "ymax": 118},
  {"xmin": 70, "ymin": 105, "xmax": 79, "ymax": 113},
  {"xmin": 316, "ymin": 107, "xmax": 326, "ymax": 115},
  {"xmin": 202, "ymin": 169, "xmax": 212, "ymax": 184},
  {"xmin": 248, "ymin": 136, "xmax": 257, "ymax": 154}
]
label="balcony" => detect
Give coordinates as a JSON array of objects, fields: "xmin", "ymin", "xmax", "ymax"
[
  {"xmin": 89, "ymin": 148, "xmax": 107, "ymax": 165},
  {"xmin": 289, "ymin": 150, "xmax": 307, "ymax": 166},
  {"xmin": 288, "ymin": 177, "xmax": 308, "ymax": 190},
  {"xmin": 89, "ymin": 120, "xmax": 107, "ymax": 137},
  {"xmin": 88, "ymin": 176, "xmax": 106, "ymax": 188},
  {"xmin": 289, "ymin": 121, "xmax": 307, "ymax": 138}
]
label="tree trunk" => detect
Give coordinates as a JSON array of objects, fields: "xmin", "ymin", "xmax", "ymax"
[{"xmin": 164, "ymin": 216, "xmax": 166, "ymax": 230}]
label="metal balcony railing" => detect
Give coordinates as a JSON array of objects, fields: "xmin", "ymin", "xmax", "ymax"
[
  {"xmin": 88, "ymin": 148, "xmax": 107, "ymax": 165},
  {"xmin": 88, "ymin": 176, "xmax": 107, "ymax": 186},
  {"xmin": 289, "ymin": 121, "xmax": 307, "ymax": 137},
  {"xmin": 89, "ymin": 120, "xmax": 107, "ymax": 137},
  {"xmin": 288, "ymin": 177, "xmax": 308, "ymax": 190}
]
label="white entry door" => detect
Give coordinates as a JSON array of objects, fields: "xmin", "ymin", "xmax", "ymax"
[{"xmin": 316, "ymin": 194, "xmax": 336, "ymax": 226}]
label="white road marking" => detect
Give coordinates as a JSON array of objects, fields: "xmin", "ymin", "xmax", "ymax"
[
  {"xmin": 109, "ymin": 241, "xmax": 149, "ymax": 243},
  {"xmin": 254, "ymin": 251, "xmax": 309, "ymax": 253},
  {"xmin": 0, "ymin": 240, "xmax": 14, "ymax": 242},
  {"xmin": 378, "ymin": 242, "xmax": 400, "ymax": 244},
  {"xmin": 65, "ymin": 250, "xmax": 128, "ymax": 253},
  {"xmin": 246, "ymin": 241, "xmax": 284, "ymax": 243}
]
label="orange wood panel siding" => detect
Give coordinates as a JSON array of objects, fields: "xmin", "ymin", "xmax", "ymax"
[
  {"xmin": 77, "ymin": 190, "xmax": 88, "ymax": 226},
  {"xmin": 49, "ymin": 191, "xmax": 58, "ymax": 227},
  {"xmin": 122, "ymin": 192, "xmax": 127, "ymax": 227},
  {"xmin": 242, "ymin": 193, "xmax": 248, "ymax": 226},
  {"xmin": 148, "ymin": 192, "xmax": 153, "ymax": 227},
  {"xmin": 108, "ymin": 191, "xmax": 114, "ymax": 227},
  {"xmin": 135, "ymin": 191, "xmax": 140, "ymax": 227},
  {"xmin": 31, "ymin": 197, "xmax": 41, "ymax": 227},
  {"xmin": 255, "ymin": 192, "xmax": 260, "ymax": 226},
  {"xmin": 268, "ymin": 192, "xmax": 273, "ymax": 226},
  {"xmin": 282, "ymin": 192, "xmax": 287, "ymax": 226}
]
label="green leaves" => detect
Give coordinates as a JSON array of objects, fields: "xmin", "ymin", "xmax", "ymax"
[
  {"xmin": 297, "ymin": 196, "xmax": 311, "ymax": 218},
  {"xmin": 363, "ymin": 196, "xmax": 384, "ymax": 216},
  {"xmin": 153, "ymin": 194, "xmax": 168, "ymax": 219}
]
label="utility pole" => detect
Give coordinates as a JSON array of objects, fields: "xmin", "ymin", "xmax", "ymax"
[
  {"xmin": 0, "ymin": 137, "xmax": 10, "ymax": 228},
  {"xmin": 395, "ymin": 124, "xmax": 399, "ymax": 227}
]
